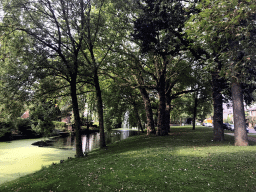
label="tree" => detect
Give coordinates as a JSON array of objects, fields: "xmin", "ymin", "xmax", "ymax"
[
  {"xmin": 1, "ymin": 0, "xmax": 92, "ymax": 157},
  {"xmin": 132, "ymin": 0, "xmax": 199, "ymax": 135},
  {"xmin": 29, "ymin": 100, "xmax": 61, "ymax": 137},
  {"xmin": 78, "ymin": 0, "xmax": 134, "ymax": 147},
  {"xmin": 186, "ymin": 0, "xmax": 256, "ymax": 145}
]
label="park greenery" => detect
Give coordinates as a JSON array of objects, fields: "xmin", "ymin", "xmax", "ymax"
[
  {"xmin": 0, "ymin": 0, "xmax": 256, "ymax": 158},
  {"xmin": 1, "ymin": 126, "xmax": 256, "ymax": 191}
]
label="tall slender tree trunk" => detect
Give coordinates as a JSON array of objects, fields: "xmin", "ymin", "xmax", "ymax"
[
  {"xmin": 70, "ymin": 78, "xmax": 83, "ymax": 157},
  {"xmin": 165, "ymin": 94, "xmax": 171, "ymax": 133},
  {"xmin": 94, "ymin": 70, "xmax": 106, "ymax": 148},
  {"xmin": 231, "ymin": 79, "xmax": 248, "ymax": 146},
  {"xmin": 192, "ymin": 91, "xmax": 198, "ymax": 130},
  {"xmin": 212, "ymin": 72, "xmax": 224, "ymax": 141},
  {"xmin": 139, "ymin": 87, "xmax": 156, "ymax": 135},
  {"xmin": 133, "ymin": 102, "xmax": 144, "ymax": 133},
  {"xmin": 136, "ymin": 109, "xmax": 144, "ymax": 133}
]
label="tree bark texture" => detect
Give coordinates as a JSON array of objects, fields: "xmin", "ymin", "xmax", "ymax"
[
  {"xmin": 212, "ymin": 72, "xmax": 224, "ymax": 141},
  {"xmin": 157, "ymin": 79, "xmax": 168, "ymax": 136},
  {"xmin": 139, "ymin": 87, "xmax": 156, "ymax": 135},
  {"xmin": 70, "ymin": 79, "xmax": 84, "ymax": 157},
  {"xmin": 136, "ymin": 111, "xmax": 144, "ymax": 133},
  {"xmin": 192, "ymin": 92, "xmax": 198, "ymax": 130},
  {"xmin": 165, "ymin": 94, "xmax": 171, "ymax": 132},
  {"xmin": 94, "ymin": 71, "xmax": 106, "ymax": 148},
  {"xmin": 231, "ymin": 80, "xmax": 248, "ymax": 146},
  {"xmin": 133, "ymin": 103, "xmax": 144, "ymax": 133}
]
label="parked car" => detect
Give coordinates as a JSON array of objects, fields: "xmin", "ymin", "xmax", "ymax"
[
  {"xmin": 223, "ymin": 123, "xmax": 230, "ymax": 130},
  {"xmin": 227, "ymin": 124, "xmax": 249, "ymax": 133},
  {"xmin": 229, "ymin": 124, "xmax": 234, "ymax": 131},
  {"xmin": 205, "ymin": 123, "xmax": 213, "ymax": 127}
]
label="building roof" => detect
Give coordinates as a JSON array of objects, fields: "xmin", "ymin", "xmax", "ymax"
[{"xmin": 21, "ymin": 110, "xmax": 29, "ymax": 119}]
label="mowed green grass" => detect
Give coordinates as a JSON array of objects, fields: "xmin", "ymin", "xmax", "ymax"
[{"xmin": 1, "ymin": 126, "xmax": 256, "ymax": 192}]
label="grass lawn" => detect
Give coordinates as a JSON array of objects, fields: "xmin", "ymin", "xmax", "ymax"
[
  {"xmin": 1, "ymin": 126, "xmax": 256, "ymax": 192},
  {"xmin": 248, "ymin": 134, "xmax": 256, "ymax": 138}
]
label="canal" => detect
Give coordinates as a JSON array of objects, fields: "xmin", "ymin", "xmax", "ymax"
[{"xmin": 0, "ymin": 129, "xmax": 139, "ymax": 185}]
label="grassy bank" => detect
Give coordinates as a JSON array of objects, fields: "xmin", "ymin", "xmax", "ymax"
[{"xmin": 1, "ymin": 126, "xmax": 256, "ymax": 192}]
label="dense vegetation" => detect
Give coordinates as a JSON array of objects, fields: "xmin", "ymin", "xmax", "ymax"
[{"xmin": 0, "ymin": 0, "xmax": 256, "ymax": 155}]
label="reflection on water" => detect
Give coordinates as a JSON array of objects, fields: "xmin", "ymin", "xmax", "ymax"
[{"xmin": 51, "ymin": 130, "xmax": 139, "ymax": 153}]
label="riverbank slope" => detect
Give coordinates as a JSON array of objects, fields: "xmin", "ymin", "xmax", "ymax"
[{"xmin": 1, "ymin": 126, "xmax": 256, "ymax": 191}]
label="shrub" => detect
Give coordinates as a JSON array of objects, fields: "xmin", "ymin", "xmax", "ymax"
[
  {"xmin": 0, "ymin": 121, "xmax": 14, "ymax": 140},
  {"xmin": 16, "ymin": 118, "xmax": 35, "ymax": 136},
  {"xmin": 53, "ymin": 121, "xmax": 67, "ymax": 132},
  {"xmin": 31, "ymin": 119, "xmax": 54, "ymax": 137}
]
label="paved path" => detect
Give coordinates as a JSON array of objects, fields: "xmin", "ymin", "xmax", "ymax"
[{"xmin": 225, "ymin": 129, "xmax": 256, "ymax": 142}]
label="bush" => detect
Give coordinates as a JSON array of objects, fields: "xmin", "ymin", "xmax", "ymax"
[
  {"xmin": 0, "ymin": 121, "xmax": 14, "ymax": 140},
  {"xmin": 53, "ymin": 121, "xmax": 67, "ymax": 132},
  {"xmin": 16, "ymin": 118, "xmax": 35, "ymax": 136},
  {"xmin": 224, "ymin": 115, "xmax": 233, "ymax": 124},
  {"xmin": 31, "ymin": 119, "xmax": 54, "ymax": 137}
]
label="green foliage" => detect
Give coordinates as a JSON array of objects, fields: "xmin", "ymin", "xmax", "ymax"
[
  {"xmin": 187, "ymin": 0, "xmax": 256, "ymax": 82},
  {"xmin": 132, "ymin": 0, "xmax": 188, "ymax": 55},
  {"xmin": 15, "ymin": 118, "xmax": 35, "ymax": 136},
  {"xmin": 0, "ymin": 120, "xmax": 14, "ymax": 139},
  {"xmin": 31, "ymin": 120, "xmax": 54, "ymax": 138},
  {"xmin": 29, "ymin": 101, "xmax": 61, "ymax": 137},
  {"xmin": 52, "ymin": 121, "xmax": 67, "ymax": 132},
  {"xmin": 248, "ymin": 116, "xmax": 256, "ymax": 127},
  {"xmin": 224, "ymin": 115, "xmax": 234, "ymax": 124},
  {"xmin": 102, "ymin": 77, "xmax": 146, "ymax": 131}
]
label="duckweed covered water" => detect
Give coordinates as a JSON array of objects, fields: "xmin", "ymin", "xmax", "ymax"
[
  {"xmin": 0, "ymin": 138, "xmax": 75, "ymax": 185},
  {"xmin": 0, "ymin": 129, "xmax": 139, "ymax": 185}
]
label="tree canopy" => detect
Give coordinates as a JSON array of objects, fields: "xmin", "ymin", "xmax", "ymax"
[{"xmin": 0, "ymin": 0, "xmax": 255, "ymax": 146}]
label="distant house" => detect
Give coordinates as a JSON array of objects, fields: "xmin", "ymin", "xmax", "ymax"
[
  {"xmin": 21, "ymin": 110, "xmax": 29, "ymax": 119},
  {"xmin": 223, "ymin": 102, "xmax": 256, "ymax": 127},
  {"xmin": 247, "ymin": 106, "xmax": 256, "ymax": 127},
  {"xmin": 248, "ymin": 106, "xmax": 256, "ymax": 117}
]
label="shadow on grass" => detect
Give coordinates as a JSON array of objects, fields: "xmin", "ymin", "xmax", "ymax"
[{"xmin": 90, "ymin": 126, "xmax": 256, "ymax": 157}]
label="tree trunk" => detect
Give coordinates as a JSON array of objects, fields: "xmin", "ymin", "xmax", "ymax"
[
  {"xmin": 137, "ymin": 118, "xmax": 144, "ymax": 132},
  {"xmin": 231, "ymin": 79, "xmax": 248, "ymax": 146},
  {"xmin": 139, "ymin": 87, "xmax": 156, "ymax": 135},
  {"xmin": 94, "ymin": 71, "xmax": 106, "ymax": 148},
  {"xmin": 133, "ymin": 102, "xmax": 144, "ymax": 133},
  {"xmin": 157, "ymin": 62, "xmax": 168, "ymax": 136},
  {"xmin": 70, "ymin": 79, "xmax": 84, "ymax": 157},
  {"xmin": 212, "ymin": 72, "xmax": 224, "ymax": 141},
  {"xmin": 157, "ymin": 80, "xmax": 168, "ymax": 136},
  {"xmin": 192, "ymin": 92, "xmax": 198, "ymax": 130},
  {"xmin": 165, "ymin": 94, "xmax": 171, "ymax": 132},
  {"xmin": 136, "ymin": 111, "xmax": 144, "ymax": 133}
]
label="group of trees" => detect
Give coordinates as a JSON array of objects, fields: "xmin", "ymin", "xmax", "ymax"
[
  {"xmin": 186, "ymin": 0, "xmax": 256, "ymax": 145},
  {"xmin": 0, "ymin": 0, "xmax": 255, "ymax": 156}
]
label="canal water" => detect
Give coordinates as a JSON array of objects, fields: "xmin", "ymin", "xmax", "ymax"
[
  {"xmin": 0, "ymin": 129, "xmax": 139, "ymax": 185},
  {"xmin": 52, "ymin": 129, "xmax": 139, "ymax": 153}
]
